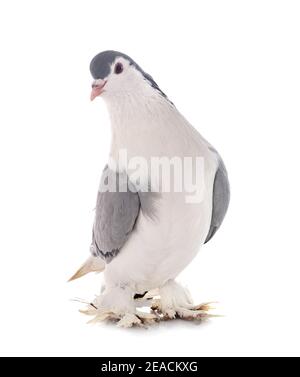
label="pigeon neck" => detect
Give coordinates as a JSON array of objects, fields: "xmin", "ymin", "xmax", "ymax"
[
  {"xmin": 103, "ymin": 93, "xmax": 189, "ymax": 165},
  {"xmin": 106, "ymin": 92, "xmax": 173, "ymax": 138}
]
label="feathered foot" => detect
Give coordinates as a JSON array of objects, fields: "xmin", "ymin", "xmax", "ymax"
[
  {"xmin": 79, "ymin": 287, "xmax": 160, "ymax": 328},
  {"xmin": 151, "ymin": 299, "xmax": 215, "ymax": 320},
  {"xmin": 118, "ymin": 311, "xmax": 159, "ymax": 328},
  {"xmin": 80, "ymin": 305, "xmax": 159, "ymax": 328},
  {"xmin": 151, "ymin": 280, "xmax": 217, "ymax": 321},
  {"xmin": 76, "ymin": 283, "xmax": 218, "ymax": 326},
  {"xmin": 133, "ymin": 289, "xmax": 159, "ymax": 308}
]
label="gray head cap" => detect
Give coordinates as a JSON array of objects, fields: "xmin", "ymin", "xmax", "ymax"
[{"xmin": 90, "ymin": 50, "xmax": 170, "ymax": 101}]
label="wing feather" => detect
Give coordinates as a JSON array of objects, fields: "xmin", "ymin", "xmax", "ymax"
[
  {"xmin": 205, "ymin": 157, "xmax": 230, "ymax": 243},
  {"xmin": 90, "ymin": 167, "xmax": 140, "ymax": 263}
]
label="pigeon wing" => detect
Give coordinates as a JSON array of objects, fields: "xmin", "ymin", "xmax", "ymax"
[
  {"xmin": 205, "ymin": 157, "xmax": 230, "ymax": 243},
  {"xmin": 91, "ymin": 167, "xmax": 140, "ymax": 263}
]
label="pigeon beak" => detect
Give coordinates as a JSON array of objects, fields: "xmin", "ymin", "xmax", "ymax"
[{"xmin": 90, "ymin": 79, "xmax": 107, "ymax": 101}]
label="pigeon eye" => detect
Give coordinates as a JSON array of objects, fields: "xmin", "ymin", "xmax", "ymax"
[{"xmin": 114, "ymin": 62, "xmax": 123, "ymax": 74}]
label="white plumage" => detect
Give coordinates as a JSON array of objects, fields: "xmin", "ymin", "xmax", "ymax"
[{"xmin": 70, "ymin": 51, "xmax": 229, "ymax": 327}]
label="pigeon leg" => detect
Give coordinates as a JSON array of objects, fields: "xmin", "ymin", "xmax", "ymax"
[
  {"xmin": 151, "ymin": 280, "xmax": 214, "ymax": 321},
  {"xmin": 134, "ymin": 288, "xmax": 160, "ymax": 308},
  {"xmin": 80, "ymin": 285, "xmax": 160, "ymax": 327}
]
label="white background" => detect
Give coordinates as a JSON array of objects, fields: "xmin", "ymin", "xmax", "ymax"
[{"xmin": 0, "ymin": 0, "xmax": 300, "ymax": 357}]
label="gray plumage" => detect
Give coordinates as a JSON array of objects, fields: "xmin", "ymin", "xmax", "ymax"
[
  {"xmin": 205, "ymin": 158, "xmax": 230, "ymax": 243},
  {"xmin": 72, "ymin": 49, "xmax": 232, "ymax": 326},
  {"xmin": 90, "ymin": 168, "xmax": 140, "ymax": 263},
  {"xmin": 89, "ymin": 51, "xmax": 229, "ymax": 262},
  {"xmin": 90, "ymin": 157, "xmax": 229, "ymax": 263},
  {"xmin": 90, "ymin": 167, "xmax": 160, "ymax": 263},
  {"xmin": 90, "ymin": 50, "xmax": 170, "ymax": 101}
]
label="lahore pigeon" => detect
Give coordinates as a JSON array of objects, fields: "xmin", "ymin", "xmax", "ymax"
[{"xmin": 69, "ymin": 51, "xmax": 230, "ymax": 327}]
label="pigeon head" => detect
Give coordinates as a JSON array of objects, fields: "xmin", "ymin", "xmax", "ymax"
[{"xmin": 90, "ymin": 50, "xmax": 168, "ymax": 102}]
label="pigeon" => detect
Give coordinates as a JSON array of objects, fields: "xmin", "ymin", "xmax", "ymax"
[{"xmin": 69, "ymin": 50, "xmax": 230, "ymax": 327}]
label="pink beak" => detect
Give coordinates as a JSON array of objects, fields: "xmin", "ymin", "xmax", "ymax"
[{"xmin": 90, "ymin": 79, "xmax": 107, "ymax": 101}]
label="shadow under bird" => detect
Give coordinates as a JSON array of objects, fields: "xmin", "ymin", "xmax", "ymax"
[{"xmin": 69, "ymin": 50, "xmax": 230, "ymax": 327}]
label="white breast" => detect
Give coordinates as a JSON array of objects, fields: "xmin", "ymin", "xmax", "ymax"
[{"xmin": 103, "ymin": 93, "xmax": 219, "ymax": 292}]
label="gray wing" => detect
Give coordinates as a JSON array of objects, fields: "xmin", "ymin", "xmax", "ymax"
[
  {"xmin": 90, "ymin": 167, "xmax": 140, "ymax": 263},
  {"xmin": 205, "ymin": 157, "xmax": 230, "ymax": 243}
]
